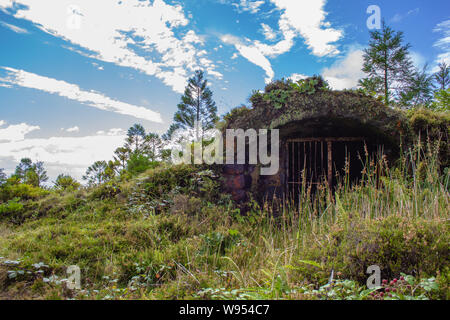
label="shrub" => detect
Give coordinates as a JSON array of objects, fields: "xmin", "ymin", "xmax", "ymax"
[
  {"xmin": 54, "ymin": 174, "xmax": 81, "ymax": 191},
  {"xmin": 129, "ymin": 165, "xmax": 220, "ymax": 211},
  {"xmin": 407, "ymin": 108, "xmax": 450, "ymax": 168},
  {"xmin": 126, "ymin": 153, "xmax": 159, "ymax": 176},
  {"xmin": 170, "ymin": 195, "xmax": 202, "ymax": 216},
  {"xmin": 200, "ymin": 230, "xmax": 241, "ymax": 256},
  {"xmin": 298, "ymin": 215, "xmax": 449, "ymax": 284},
  {"xmin": 0, "ymin": 182, "xmax": 48, "ymax": 203},
  {"xmin": 89, "ymin": 181, "xmax": 122, "ymax": 200},
  {"xmin": 0, "ymin": 198, "xmax": 24, "ymax": 217}
]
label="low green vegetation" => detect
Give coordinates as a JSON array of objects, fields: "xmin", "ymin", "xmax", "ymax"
[
  {"xmin": 0, "ymin": 22, "xmax": 449, "ymax": 299},
  {"xmin": 0, "ymin": 135, "xmax": 448, "ymax": 300}
]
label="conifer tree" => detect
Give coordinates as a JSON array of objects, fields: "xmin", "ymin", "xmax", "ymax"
[
  {"xmin": 433, "ymin": 62, "xmax": 449, "ymax": 91},
  {"xmin": 125, "ymin": 124, "xmax": 146, "ymax": 153},
  {"xmin": 359, "ymin": 22, "xmax": 414, "ymax": 105},
  {"xmin": 400, "ymin": 65, "xmax": 434, "ymax": 107},
  {"xmin": 172, "ymin": 70, "xmax": 218, "ymax": 141}
]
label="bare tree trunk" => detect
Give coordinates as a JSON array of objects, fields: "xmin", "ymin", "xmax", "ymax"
[
  {"xmin": 384, "ymin": 50, "xmax": 389, "ymax": 105},
  {"xmin": 196, "ymin": 87, "xmax": 200, "ymax": 141}
]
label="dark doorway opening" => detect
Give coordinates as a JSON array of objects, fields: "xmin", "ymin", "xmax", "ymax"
[{"xmin": 286, "ymin": 138, "xmax": 366, "ymax": 200}]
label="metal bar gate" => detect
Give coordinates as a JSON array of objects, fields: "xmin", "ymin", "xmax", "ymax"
[{"xmin": 286, "ymin": 137, "xmax": 364, "ymax": 197}]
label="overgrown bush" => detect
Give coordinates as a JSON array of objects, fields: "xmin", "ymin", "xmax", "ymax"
[
  {"xmin": 128, "ymin": 165, "xmax": 221, "ymax": 215},
  {"xmin": 0, "ymin": 182, "xmax": 48, "ymax": 203},
  {"xmin": 407, "ymin": 108, "xmax": 450, "ymax": 168},
  {"xmin": 294, "ymin": 215, "xmax": 449, "ymax": 285},
  {"xmin": 89, "ymin": 180, "xmax": 122, "ymax": 201},
  {"xmin": 0, "ymin": 136, "xmax": 447, "ymax": 300},
  {"xmin": 0, "ymin": 198, "xmax": 24, "ymax": 218}
]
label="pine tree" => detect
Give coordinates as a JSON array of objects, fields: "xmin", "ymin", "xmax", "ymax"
[
  {"xmin": 162, "ymin": 123, "xmax": 180, "ymax": 141},
  {"xmin": 14, "ymin": 158, "xmax": 33, "ymax": 179},
  {"xmin": 32, "ymin": 161, "xmax": 49, "ymax": 187},
  {"xmin": 113, "ymin": 147, "xmax": 131, "ymax": 171},
  {"xmin": 54, "ymin": 174, "xmax": 81, "ymax": 191},
  {"xmin": 400, "ymin": 65, "xmax": 434, "ymax": 107},
  {"xmin": 433, "ymin": 62, "xmax": 449, "ymax": 91},
  {"xmin": 431, "ymin": 88, "xmax": 450, "ymax": 111},
  {"xmin": 14, "ymin": 158, "xmax": 48, "ymax": 187},
  {"xmin": 172, "ymin": 70, "xmax": 218, "ymax": 141},
  {"xmin": 125, "ymin": 124, "xmax": 146, "ymax": 153},
  {"xmin": 359, "ymin": 22, "xmax": 414, "ymax": 105},
  {"xmin": 143, "ymin": 133, "xmax": 162, "ymax": 162},
  {"xmin": 83, "ymin": 161, "xmax": 109, "ymax": 186}
]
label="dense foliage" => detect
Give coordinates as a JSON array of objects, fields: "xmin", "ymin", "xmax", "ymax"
[
  {"xmin": 0, "ymin": 23, "xmax": 449, "ymax": 299},
  {"xmin": 0, "ymin": 136, "xmax": 448, "ymax": 300}
]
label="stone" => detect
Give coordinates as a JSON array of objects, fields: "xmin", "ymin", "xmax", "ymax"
[
  {"xmin": 224, "ymin": 174, "xmax": 245, "ymax": 190},
  {"xmin": 231, "ymin": 189, "xmax": 247, "ymax": 202},
  {"xmin": 223, "ymin": 164, "xmax": 245, "ymax": 175}
]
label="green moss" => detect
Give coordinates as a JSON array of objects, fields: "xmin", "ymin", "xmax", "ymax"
[
  {"xmin": 407, "ymin": 108, "xmax": 450, "ymax": 168},
  {"xmin": 225, "ymin": 78, "xmax": 409, "ymax": 152}
]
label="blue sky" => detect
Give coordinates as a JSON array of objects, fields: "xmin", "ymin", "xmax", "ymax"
[{"xmin": 0, "ymin": 0, "xmax": 449, "ymax": 182}]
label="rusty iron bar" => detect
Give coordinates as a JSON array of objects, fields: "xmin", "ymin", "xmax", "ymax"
[
  {"xmin": 287, "ymin": 138, "xmax": 365, "ymax": 193},
  {"xmin": 327, "ymin": 141, "xmax": 333, "ymax": 190},
  {"xmin": 287, "ymin": 137, "xmax": 365, "ymax": 143}
]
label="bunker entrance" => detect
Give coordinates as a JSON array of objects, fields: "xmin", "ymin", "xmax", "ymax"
[{"xmin": 286, "ymin": 137, "xmax": 366, "ymax": 200}]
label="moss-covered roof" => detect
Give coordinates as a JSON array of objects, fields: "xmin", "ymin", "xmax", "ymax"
[{"xmin": 224, "ymin": 78, "xmax": 410, "ymax": 150}]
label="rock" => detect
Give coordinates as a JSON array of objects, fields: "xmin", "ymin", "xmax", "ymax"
[
  {"xmin": 231, "ymin": 189, "xmax": 247, "ymax": 202},
  {"xmin": 224, "ymin": 174, "xmax": 246, "ymax": 190},
  {"xmin": 223, "ymin": 164, "xmax": 245, "ymax": 175}
]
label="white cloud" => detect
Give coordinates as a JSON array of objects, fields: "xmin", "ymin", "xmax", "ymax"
[
  {"xmin": 0, "ymin": 21, "xmax": 28, "ymax": 34},
  {"xmin": 0, "ymin": 124, "xmax": 130, "ymax": 180},
  {"xmin": 409, "ymin": 51, "xmax": 426, "ymax": 70},
  {"xmin": 432, "ymin": 20, "xmax": 450, "ymax": 71},
  {"xmin": 390, "ymin": 8, "xmax": 419, "ymax": 23},
  {"xmin": 0, "ymin": 0, "xmax": 222, "ymax": 93},
  {"xmin": 322, "ymin": 49, "xmax": 365, "ymax": 90},
  {"xmin": 106, "ymin": 128, "xmax": 126, "ymax": 136},
  {"xmin": 222, "ymin": 35, "xmax": 274, "ymax": 83},
  {"xmin": 0, "ymin": 127, "xmax": 128, "ymax": 181},
  {"xmin": 0, "ymin": 0, "xmax": 13, "ymax": 12},
  {"xmin": 261, "ymin": 23, "xmax": 277, "ymax": 41},
  {"xmin": 0, "ymin": 67, "xmax": 163, "ymax": 123},
  {"xmin": 288, "ymin": 73, "xmax": 308, "ymax": 82},
  {"xmin": 269, "ymin": 0, "xmax": 343, "ymax": 57},
  {"xmin": 221, "ymin": 0, "xmax": 342, "ymax": 83},
  {"xmin": 0, "ymin": 121, "xmax": 40, "ymax": 142},
  {"xmin": 66, "ymin": 126, "xmax": 80, "ymax": 133},
  {"xmin": 232, "ymin": 0, "xmax": 265, "ymax": 14}
]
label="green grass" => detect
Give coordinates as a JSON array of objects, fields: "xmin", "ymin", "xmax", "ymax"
[{"xmin": 0, "ymin": 142, "xmax": 448, "ymax": 300}]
